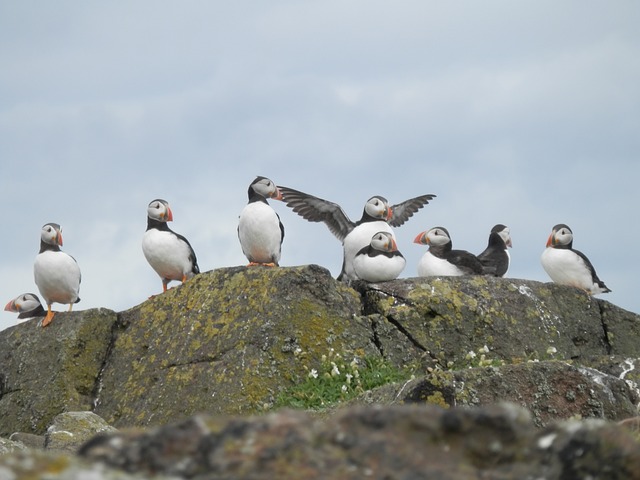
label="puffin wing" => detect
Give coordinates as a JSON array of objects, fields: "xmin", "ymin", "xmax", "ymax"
[
  {"xmin": 174, "ymin": 231, "xmax": 200, "ymax": 274},
  {"xmin": 278, "ymin": 186, "xmax": 355, "ymax": 242},
  {"xmin": 572, "ymin": 247, "xmax": 610, "ymax": 292},
  {"xmin": 449, "ymin": 250, "xmax": 484, "ymax": 275},
  {"xmin": 388, "ymin": 194, "xmax": 436, "ymax": 227}
]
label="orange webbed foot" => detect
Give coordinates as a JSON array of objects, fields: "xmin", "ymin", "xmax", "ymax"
[{"xmin": 41, "ymin": 309, "xmax": 55, "ymax": 328}]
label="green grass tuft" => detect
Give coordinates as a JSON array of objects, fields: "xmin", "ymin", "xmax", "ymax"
[{"xmin": 274, "ymin": 350, "xmax": 415, "ymax": 410}]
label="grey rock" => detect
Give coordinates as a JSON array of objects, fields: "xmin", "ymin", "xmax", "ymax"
[
  {"xmin": 0, "ymin": 308, "xmax": 118, "ymax": 436},
  {"xmin": 76, "ymin": 403, "xmax": 640, "ymax": 480},
  {"xmin": 45, "ymin": 411, "xmax": 118, "ymax": 452},
  {"xmin": 8, "ymin": 432, "xmax": 44, "ymax": 449},
  {"xmin": 0, "ymin": 436, "xmax": 27, "ymax": 455}
]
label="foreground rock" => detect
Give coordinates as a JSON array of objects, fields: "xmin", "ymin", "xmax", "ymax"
[{"xmin": 2, "ymin": 404, "xmax": 631, "ymax": 479}]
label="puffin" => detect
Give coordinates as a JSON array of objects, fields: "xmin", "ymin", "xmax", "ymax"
[
  {"xmin": 277, "ymin": 185, "xmax": 435, "ymax": 281},
  {"xmin": 4, "ymin": 293, "xmax": 46, "ymax": 320},
  {"xmin": 353, "ymin": 231, "xmax": 406, "ymax": 282},
  {"xmin": 238, "ymin": 176, "xmax": 285, "ymax": 266},
  {"xmin": 142, "ymin": 199, "xmax": 200, "ymax": 293},
  {"xmin": 34, "ymin": 222, "xmax": 82, "ymax": 327},
  {"xmin": 414, "ymin": 226, "xmax": 484, "ymax": 276},
  {"xmin": 540, "ymin": 223, "xmax": 611, "ymax": 295},
  {"xmin": 477, "ymin": 224, "xmax": 512, "ymax": 277}
]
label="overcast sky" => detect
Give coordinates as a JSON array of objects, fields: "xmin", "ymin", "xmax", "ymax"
[{"xmin": 1, "ymin": 2, "xmax": 639, "ymax": 331}]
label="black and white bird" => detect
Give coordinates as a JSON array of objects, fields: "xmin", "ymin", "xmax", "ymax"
[
  {"xmin": 477, "ymin": 224, "xmax": 512, "ymax": 277},
  {"xmin": 353, "ymin": 231, "xmax": 406, "ymax": 282},
  {"xmin": 34, "ymin": 223, "xmax": 81, "ymax": 327},
  {"xmin": 142, "ymin": 199, "xmax": 199, "ymax": 293},
  {"xmin": 4, "ymin": 293, "xmax": 46, "ymax": 320},
  {"xmin": 541, "ymin": 223, "xmax": 611, "ymax": 295},
  {"xmin": 414, "ymin": 226, "xmax": 484, "ymax": 276},
  {"xmin": 238, "ymin": 176, "xmax": 284, "ymax": 266},
  {"xmin": 277, "ymin": 186, "xmax": 435, "ymax": 281}
]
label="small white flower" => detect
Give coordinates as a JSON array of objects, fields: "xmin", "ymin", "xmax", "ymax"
[
  {"xmin": 350, "ymin": 358, "xmax": 359, "ymax": 369},
  {"xmin": 341, "ymin": 384, "xmax": 348, "ymax": 393},
  {"xmin": 331, "ymin": 362, "xmax": 340, "ymax": 377},
  {"xmin": 345, "ymin": 373, "xmax": 353, "ymax": 384},
  {"xmin": 308, "ymin": 369, "xmax": 318, "ymax": 379},
  {"xmin": 546, "ymin": 346, "xmax": 557, "ymax": 355},
  {"xmin": 467, "ymin": 351, "xmax": 477, "ymax": 359},
  {"xmin": 481, "ymin": 345, "xmax": 490, "ymax": 353}
]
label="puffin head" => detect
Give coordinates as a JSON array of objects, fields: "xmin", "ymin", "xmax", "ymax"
[
  {"xmin": 41, "ymin": 223, "xmax": 63, "ymax": 247},
  {"xmin": 492, "ymin": 224, "xmax": 513, "ymax": 248},
  {"xmin": 547, "ymin": 224, "xmax": 573, "ymax": 248},
  {"xmin": 414, "ymin": 226, "xmax": 451, "ymax": 247},
  {"xmin": 5, "ymin": 293, "xmax": 41, "ymax": 313},
  {"xmin": 370, "ymin": 231, "xmax": 398, "ymax": 253},
  {"xmin": 147, "ymin": 199, "xmax": 173, "ymax": 222},
  {"xmin": 250, "ymin": 176, "xmax": 283, "ymax": 201},
  {"xmin": 364, "ymin": 196, "xmax": 391, "ymax": 221}
]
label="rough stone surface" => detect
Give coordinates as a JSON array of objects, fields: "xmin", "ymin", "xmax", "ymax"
[
  {"xmin": 0, "ymin": 308, "xmax": 118, "ymax": 436},
  {"xmin": 0, "ymin": 450, "xmax": 178, "ymax": 480},
  {"xmin": 0, "ymin": 436, "xmax": 27, "ymax": 455},
  {"xmin": 1, "ymin": 266, "xmax": 640, "ymax": 439},
  {"xmin": 45, "ymin": 411, "xmax": 118, "ymax": 452},
  {"xmin": 74, "ymin": 403, "xmax": 640, "ymax": 480},
  {"xmin": 356, "ymin": 360, "xmax": 640, "ymax": 426},
  {"xmin": 355, "ymin": 276, "xmax": 640, "ymax": 367},
  {"xmin": 94, "ymin": 265, "xmax": 377, "ymax": 428}
]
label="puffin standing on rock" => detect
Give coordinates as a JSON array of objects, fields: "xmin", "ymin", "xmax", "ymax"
[
  {"xmin": 541, "ymin": 223, "xmax": 611, "ymax": 295},
  {"xmin": 238, "ymin": 176, "xmax": 285, "ymax": 266},
  {"xmin": 353, "ymin": 231, "xmax": 406, "ymax": 282},
  {"xmin": 277, "ymin": 185, "xmax": 435, "ymax": 281},
  {"xmin": 477, "ymin": 224, "xmax": 512, "ymax": 277},
  {"xmin": 4, "ymin": 293, "xmax": 46, "ymax": 320},
  {"xmin": 142, "ymin": 199, "xmax": 200, "ymax": 293},
  {"xmin": 414, "ymin": 226, "xmax": 484, "ymax": 276},
  {"xmin": 34, "ymin": 223, "xmax": 81, "ymax": 327}
]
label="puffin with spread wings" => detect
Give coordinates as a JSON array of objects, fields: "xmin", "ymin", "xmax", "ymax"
[{"xmin": 277, "ymin": 185, "xmax": 435, "ymax": 281}]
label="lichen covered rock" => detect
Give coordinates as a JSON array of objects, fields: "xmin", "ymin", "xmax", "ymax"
[
  {"xmin": 93, "ymin": 265, "xmax": 378, "ymax": 428},
  {"xmin": 0, "ymin": 308, "xmax": 118, "ymax": 436},
  {"xmin": 357, "ymin": 276, "xmax": 640, "ymax": 368},
  {"xmin": 45, "ymin": 411, "xmax": 118, "ymax": 452}
]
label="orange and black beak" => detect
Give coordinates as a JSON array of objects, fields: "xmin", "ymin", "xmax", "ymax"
[
  {"xmin": 389, "ymin": 237, "xmax": 399, "ymax": 252},
  {"xmin": 165, "ymin": 206, "xmax": 174, "ymax": 222},
  {"xmin": 272, "ymin": 187, "xmax": 284, "ymax": 201},
  {"xmin": 413, "ymin": 231, "xmax": 428, "ymax": 245},
  {"xmin": 386, "ymin": 206, "xmax": 393, "ymax": 221},
  {"xmin": 546, "ymin": 233, "xmax": 554, "ymax": 247},
  {"xmin": 4, "ymin": 299, "xmax": 16, "ymax": 312}
]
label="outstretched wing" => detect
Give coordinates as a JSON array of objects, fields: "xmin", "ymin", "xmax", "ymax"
[
  {"xmin": 389, "ymin": 194, "xmax": 436, "ymax": 227},
  {"xmin": 278, "ymin": 186, "xmax": 355, "ymax": 242}
]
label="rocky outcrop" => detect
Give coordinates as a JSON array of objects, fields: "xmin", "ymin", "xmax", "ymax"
[
  {"xmin": 1, "ymin": 265, "xmax": 640, "ymax": 434},
  {"xmin": 0, "ymin": 308, "xmax": 117, "ymax": 436}
]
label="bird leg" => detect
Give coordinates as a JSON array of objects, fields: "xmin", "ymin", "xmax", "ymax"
[
  {"xmin": 41, "ymin": 305, "xmax": 55, "ymax": 328},
  {"xmin": 162, "ymin": 279, "xmax": 170, "ymax": 293},
  {"xmin": 68, "ymin": 304, "xmax": 74, "ymax": 312}
]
